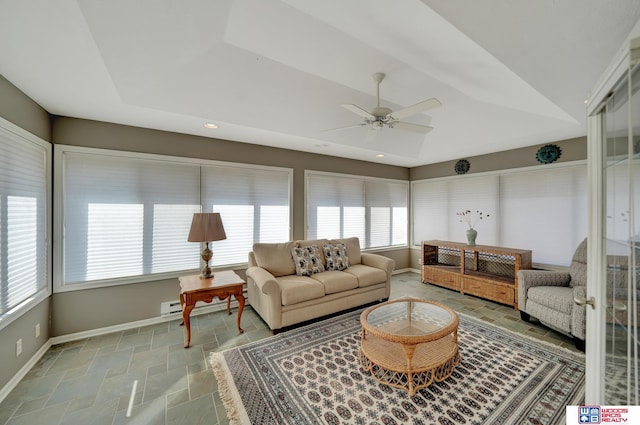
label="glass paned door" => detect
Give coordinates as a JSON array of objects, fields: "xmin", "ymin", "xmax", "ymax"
[{"xmin": 600, "ymin": 55, "xmax": 640, "ymax": 406}]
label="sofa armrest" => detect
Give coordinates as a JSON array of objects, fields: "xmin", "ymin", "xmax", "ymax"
[
  {"xmin": 246, "ymin": 266, "xmax": 280, "ymax": 296},
  {"xmin": 361, "ymin": 252, "xmax": 394, "ymax": 273},
  {"xmin": 517, "ymin": 269, "xmax": 571, "ymax": 311},
  {"xmin": 246, "ymin": 266, "xmax": 283, "ymax": 330},
  {"xmin": 361, "ymin": 253, "xmax": 395, "ymax": 298}
]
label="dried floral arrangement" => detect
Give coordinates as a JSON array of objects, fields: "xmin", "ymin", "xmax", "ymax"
[{"xmin": 457, "ymin": 210, "xmax": 490, "ymax": 229}]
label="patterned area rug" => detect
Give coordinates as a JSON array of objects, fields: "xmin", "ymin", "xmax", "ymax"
[{"xmin": 209, "ymin": 309, "xmax": 584, "ymax": 425}]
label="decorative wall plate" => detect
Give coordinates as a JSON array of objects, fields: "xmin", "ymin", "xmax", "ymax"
[
  {"xmin": 454, "ymin": 159, "xmax": 470, "ymax": 174},
  {"xmin": 535, "ymin": 144, "xmax": 562, "ymax": 164}
]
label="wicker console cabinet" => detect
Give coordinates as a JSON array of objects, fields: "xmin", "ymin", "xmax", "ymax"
[{"xmin": 421, "ymin": 240, "xmax": 532, "ymax": 309}]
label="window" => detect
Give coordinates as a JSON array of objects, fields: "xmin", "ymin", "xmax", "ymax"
[
  {"xmin": 412, "ymin": 175, "xmax": 499, "ymax": 245},
  {"xmin": 411, "ymin": 162, "xmax": 587, "ymax": 266},
  {"xmin": 499, "ymin": 165, "xmax": 587, "ymax": 265},
  {"xmin": 306, "ymin": 171, "xmax": 408, "ymax": 249},
  {"xmin": 55, "ymin": 146, "xmax": 292, "ymax": 290},
  {"xmin": 202, "ymin": 164, "xmax": 292, "ymax": 266},
  {"xmin": 0, "ymin": 120, "xmax": 51, "ymax": 329}
]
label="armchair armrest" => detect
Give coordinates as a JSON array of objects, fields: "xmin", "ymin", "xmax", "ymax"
[{"xmin": 517, "ymin": 269, "xmax": 571, "ymax": 311}]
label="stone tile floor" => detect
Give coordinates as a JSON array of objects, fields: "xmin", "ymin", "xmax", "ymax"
[{"xmin": 0, "ymin": 272, "xmax": 578, "ymax": 425}]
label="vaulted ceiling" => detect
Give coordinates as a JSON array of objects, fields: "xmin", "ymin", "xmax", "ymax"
[{"xmin": 1, "ymin": 0, "xmax": 639, "ymax": 166}]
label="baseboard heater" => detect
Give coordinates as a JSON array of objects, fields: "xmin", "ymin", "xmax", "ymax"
[{"xmin": 160, "ymin": 289, "xmax": 248, "ymax": 317}]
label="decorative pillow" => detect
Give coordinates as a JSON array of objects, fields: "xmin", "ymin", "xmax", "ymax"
[
  {"xmin": 253, "ymin": 241, "xmax": 297, "ymax": 277},
  {"xmin": 330, "ymin": 237, "xmax": 361, "ymax": 265},
  {"xmin": 323, "ymin": 243, "xmax": 350, "ymax": 271},
  {"xmin": 291, "ymin": 245, "xmax": 325, "ymax": 276}
]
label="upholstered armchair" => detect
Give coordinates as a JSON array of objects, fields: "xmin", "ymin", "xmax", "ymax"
[{"xmin": 517, "ymin": 238, "xmax": 587, "ymax": 351}]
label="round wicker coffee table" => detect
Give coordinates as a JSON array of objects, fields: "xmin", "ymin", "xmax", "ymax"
[{"xmin": 359, "ymin": 298, "xmax": 460, "ymax": 395}]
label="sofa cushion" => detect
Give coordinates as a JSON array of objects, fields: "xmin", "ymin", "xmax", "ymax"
[
  {"xmin": 310, "ymin": 271, "xmax": 358, "ymax": 294},
  {"xmin": 291, "ymin": 246, "xmax": 325, "ymax": 276},
  {"xmin": 323, "ymin": 243, "xmax": 350, "ymax": 271},
  {"xmin": 276, "ymin": 275, "xmax": 325, "ymax": 305},
  {"xmin": 344, "ymin": 264, "xmax": 386, "ymax": 288},
  {"xmin": 297, "ymin": 239, "xmax": 330, "ymax": 267},
  {"xmin": 253, "ymin": 241, "xmax": 297, "ymax": 277},
  {"xmin": 331, "ymin": 237, "xmax": 361, "ymax": 265},
  {"xmin": 528, "ymin": 286, "xmax": 574, "ymax": 315}
]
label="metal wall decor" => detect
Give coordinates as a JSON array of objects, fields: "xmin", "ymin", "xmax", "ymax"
[
  {"xmin": 535, "ymin": 144, "xmax": 562, "ymax": 164},
  {"xmin": 454, "ymin": 159, "xmax": 470, "ymax": 174}
]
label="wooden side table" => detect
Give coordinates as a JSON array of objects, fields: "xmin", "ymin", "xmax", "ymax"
[{"xmin": 178, "ymin": 270, "xmax": 245, "ymax": 348}]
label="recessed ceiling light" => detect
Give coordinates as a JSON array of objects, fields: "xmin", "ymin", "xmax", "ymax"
[
  {"xmin": 376, "ymin": 154, "xmax": 385, "ymax": 158},
  {"xmin": 204, "ymin": 123, "xmax": 218, "ymax": 129}
]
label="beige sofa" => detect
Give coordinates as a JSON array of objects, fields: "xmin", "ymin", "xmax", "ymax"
[{"xmin": 246, "ymin": 237, "xmax": 395, "ymax": 331}]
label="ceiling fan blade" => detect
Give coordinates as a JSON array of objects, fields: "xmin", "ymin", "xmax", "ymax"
[
  {"xmin": 321, "ymin": 123, "xmax": 367, "ymax": 133},
  {"xmin": 391, "ymin": 121, "xmax": 434, "ymax": 134},
  {"xmin": 341, "ymin": 104, "xmax": 375, "ymax": 120},
  {"xmin": 388, "ymin": 98, "xmax": 442, "ymax": 120}
]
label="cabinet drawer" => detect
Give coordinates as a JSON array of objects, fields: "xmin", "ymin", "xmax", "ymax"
[
  {"xmin": 424, "ymin": 266, "xmax": 461, "ymax": 291},
  {"xmin": 463, "ymin": 278, "xmax": 514, "ymax": 305}
]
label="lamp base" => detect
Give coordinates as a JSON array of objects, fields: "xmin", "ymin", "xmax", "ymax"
[
  {"xmin": 199, "ymin": 243, "xmax": 214, "ymax": 279},
  {"xmin": 200, "ymin": 266, "xmax": 214, "ymax": 280}
]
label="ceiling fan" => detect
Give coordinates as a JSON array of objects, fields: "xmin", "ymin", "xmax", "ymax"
[{"xmin": 324, "ymin": 72, "xmax": 442, "ymax": 137}]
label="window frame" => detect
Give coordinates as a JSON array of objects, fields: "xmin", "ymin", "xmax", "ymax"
[
  {"xmin": 305, "ymin": 170, "xmax": 409, "ymax": 250},
  {"xmin": 53, "ymin": 145, "xmax": 293, "ymax": 292},
  {"xmin": 0, "ymin": 117, "xmax": 51, "ymax": 331}
]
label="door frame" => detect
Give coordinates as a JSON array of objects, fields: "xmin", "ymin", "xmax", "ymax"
[{"xmin": 585, "ymin": 31, "xmax": 640, "ymax": 404}]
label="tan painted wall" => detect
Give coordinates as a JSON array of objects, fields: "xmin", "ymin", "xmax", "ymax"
[
  {"xmin": 0, "ymin": 76, "xmax": 52, "ymax": 392},
  {"xmin": 409, "ymin": 136, "xmax": 587, "ymax": 180},
  {"xmin": 50, "ymin": 117, "xmax": 411, "ymax": 336},
  {"xmin": 0, "ymin": 75, "xmax": 50, "ymax": 141}
]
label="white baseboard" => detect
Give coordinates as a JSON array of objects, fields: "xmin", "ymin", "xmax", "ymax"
[
  {"xmin": 393, "ymin": 268, "xmax": 420, "ymax": 275},
  {"xmin": 0, "ymin": 340, "xmax": 51, "ymax": 405}
]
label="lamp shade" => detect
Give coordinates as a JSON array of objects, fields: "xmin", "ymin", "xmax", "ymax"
[{"xmin": 187, "ymin": 213, "xmax": 227, "ymax": 242}]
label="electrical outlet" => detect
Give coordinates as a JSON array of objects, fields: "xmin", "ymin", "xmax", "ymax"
[
  {"xmin": 35, "ymin": 323, "xmax": 40, "ymax": 338},
  {"xmin": 16, "ymin": 339, "xmax": 22, "ymax": 357}
]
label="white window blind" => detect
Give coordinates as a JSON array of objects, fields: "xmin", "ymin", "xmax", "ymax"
[
  {"xmin": 307, "ymin": 173, "xmax": 365, "ymax": 243},
  {"xmin": 412, "ymin": 163, "xmax": 587, "ymax": 266},
  {"xmin": 412, "ymin": 175, "xmax": 499, "ymax": 246},
  {"xmin": 58, "ymin": 148, "xmax": 292, "ymax": 288},
  {"xmin": 412, "ymin": 180, "xmax": 449, "ymax": 243},
  {"xmin": 307, "ymin": 172, "xmax": 408, "ymax": 249},
  {"xmin": 500, "ymin": 165, "xmax": 587, "ymax": 265},
  {"xmin": 0, "ymin": 123, "xmax": 50, "ymax": 325},
  {"xmin": 201, "ymin": 165, "xmax": 291, "ymax": 266},
  {"xmin": 60, "ymin": 151, "xmax": 201, "ymax": 286}
]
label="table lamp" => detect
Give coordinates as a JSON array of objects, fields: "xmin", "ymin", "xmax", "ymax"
[{"xmin": 187, "ymin": 212, "xmax": 227, "ymax": 279}]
